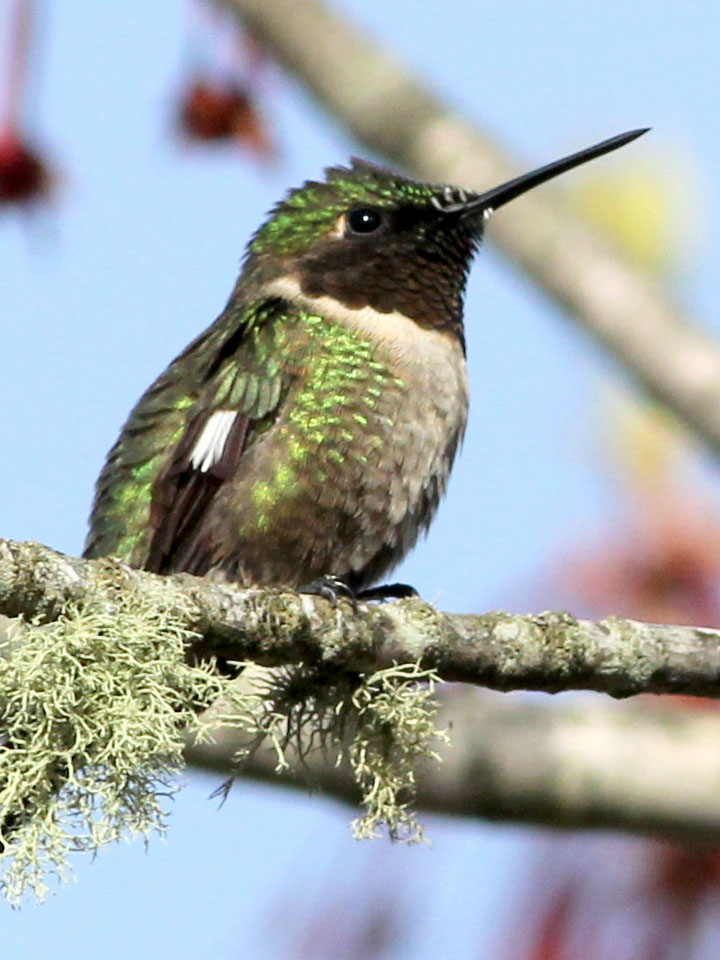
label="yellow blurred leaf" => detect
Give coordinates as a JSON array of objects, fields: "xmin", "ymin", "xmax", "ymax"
[{"xmin": 566, "ymin": 153, "xmax": 700, "ymax": 276}]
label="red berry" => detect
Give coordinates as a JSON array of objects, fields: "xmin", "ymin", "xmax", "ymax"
[{"xmin": 0, "ymin": 130, "xmax": 49, "ymax": 206}]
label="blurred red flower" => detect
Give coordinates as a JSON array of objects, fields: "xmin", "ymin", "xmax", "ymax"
[
  {"xmin": 0, "ymin": 128, "xmax": 50, "ymax": 206},
  {"xmin": 176, "ymin": 77, "xmax": 274, "ymax": 158}
]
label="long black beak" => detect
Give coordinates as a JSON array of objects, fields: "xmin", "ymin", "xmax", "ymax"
[{"xmin": 453, "ymin": 128, "xmax": 649, "ymax": 217}]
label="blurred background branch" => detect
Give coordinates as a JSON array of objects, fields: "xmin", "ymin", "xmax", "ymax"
[
  {"xmin": 218, "ymin": 0, "xmax": 720, "ymax": 460},
  {"xmin": 188, "ymin": 687, "xmax": 720, "ymax": 843}
]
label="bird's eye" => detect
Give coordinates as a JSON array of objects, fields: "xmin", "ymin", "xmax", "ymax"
[{"xmin": 347, "ymin": 207, "xmax": 384, "ymax": 235}]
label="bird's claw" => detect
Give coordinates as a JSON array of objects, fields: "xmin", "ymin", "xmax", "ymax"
[
  {"xmin": 355, "ymin": 582, "xmax": 419, "ymax": 601},
  {"xmin": 301, "ymin": 575, "xmax": 358, "ymax": 609},
  {"xmin": 301, "ymin": 577, "xmax": 419, "ymax": 607}
]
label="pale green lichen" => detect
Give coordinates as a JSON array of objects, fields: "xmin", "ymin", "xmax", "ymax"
[
  {"xmin": 217, "ymin": 661, "xmax": 446, "ymax": 844},
  {"xmin": 0, "ymin": 586, "xmax": 444, "ymax": 904},
  {"xmin": 0, "ymin": 582, "xmax": 223, "ymax": 905},
  {"xmin": 345, "ymin": 663, "xmax": 446, "ymax": 841}
]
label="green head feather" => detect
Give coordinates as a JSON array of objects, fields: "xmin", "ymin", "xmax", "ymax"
[{"xmin": 248, "ymin": 158, "xmax": 462, "ymax": 258}]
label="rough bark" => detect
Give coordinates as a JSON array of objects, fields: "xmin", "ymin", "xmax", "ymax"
[
  {"xmin": 2, "ymin": 538, "xmax": 720, "ymax": 698},
  {"xmin": 4, "ymin": 536, "xmax": 720, "ymax": 840}
]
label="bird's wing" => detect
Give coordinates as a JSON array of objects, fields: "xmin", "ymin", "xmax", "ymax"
[{"xmin": 84, "ymin": 297, "xmax": 295, "ymax": 574}]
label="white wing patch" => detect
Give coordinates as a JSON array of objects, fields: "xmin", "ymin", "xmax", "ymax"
[{"xmin": 190, "ymin": 409, "xmax": 237, "ymax": 473}]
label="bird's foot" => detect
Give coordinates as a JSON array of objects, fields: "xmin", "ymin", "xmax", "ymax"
[
  {"xmin": 301, "ymin": 575, "xmax": 358, "ymax": 609},
  {"xmin": 301, "ymin": 577, "xmax": 418, "ymax": 607},
  {"xmin": 356, "ymin": 582, "xmax": 419, "ymax": 602}
]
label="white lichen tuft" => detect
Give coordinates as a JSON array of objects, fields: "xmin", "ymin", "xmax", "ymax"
[
  {"xmin": 0, "ymin": 582, "xmax": 223, "ymax": 904},
  {"xmin": 217, "ymin": 660, "xmax": 446, "ymax": 843},
  {"xmin": 0, "ymin": 581, "xmax": 445, "ymax": 904},
  {"xmin": 346, "ymin": 663, "xmax": 446, "ymax": 842}
]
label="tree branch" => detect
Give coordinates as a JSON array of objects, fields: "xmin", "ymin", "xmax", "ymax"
[
  {"xmin": 217, "ymin": 0, "xmax": 720, "ymax": 459},
  {"xmin": 5, "ymin": 537, "xmax": 720, "ymax": 844},
  {"xmin": 187, "ymin": 688, "xmax": 720, "ymax": 843},
  {"xmin": 2, "ymin": 538, "xmax": 720, "ymax": 698}
]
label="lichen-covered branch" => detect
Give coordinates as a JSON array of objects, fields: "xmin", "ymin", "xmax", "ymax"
[
  {"xmin": 3, "ymin": 534, "xmax": 720, "ymax": 898},
  {"xmin": 2, "ymin": 538, "xmax": 720, "ymax": 698},
  {"xmin": 217, "ymin": 0, "xmax": 720, "ymax": 460},
  {"xmin": 188, "ymin": 688, "xmax": 720, "ymax": 843}
]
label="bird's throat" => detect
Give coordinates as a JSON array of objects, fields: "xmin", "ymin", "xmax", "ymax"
[{"xmin": 262, "ymin": 274, "xmax": 463, "ymax": 371}]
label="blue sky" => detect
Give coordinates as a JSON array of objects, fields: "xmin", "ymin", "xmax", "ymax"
[{"xmin": 2, "ymin": 0, "xmax": 720, "ymax": 955}]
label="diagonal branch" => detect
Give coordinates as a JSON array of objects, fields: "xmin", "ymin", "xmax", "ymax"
[
  {"xmin": 217, "ymin": 0, "xmax": 720, "ymax": 459},
  {"xmin": 2, "ymin": 538, "xmax": 720, "ymax": 698}
]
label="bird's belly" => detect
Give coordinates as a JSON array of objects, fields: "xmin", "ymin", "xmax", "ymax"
[{"xmin": 212, "ymin": 331, "xmax": 469, "ymax": 588}]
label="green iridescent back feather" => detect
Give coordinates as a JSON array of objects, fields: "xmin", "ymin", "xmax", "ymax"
[
  {"xmin": 84, "ymin": 298, "xmax": 288, "ymax": 565},
  {"xmin": 244, "ymin": 310, "xmax": 400, "ymax": 536},
  {"xmin": 84, "ymin": 296, "xmax": 399, "ymax": 568}
]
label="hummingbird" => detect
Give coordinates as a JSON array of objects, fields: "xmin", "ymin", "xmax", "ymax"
[{"xmin": 84, "ymin": 128, "xmax": 647, "ymax": 599}]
